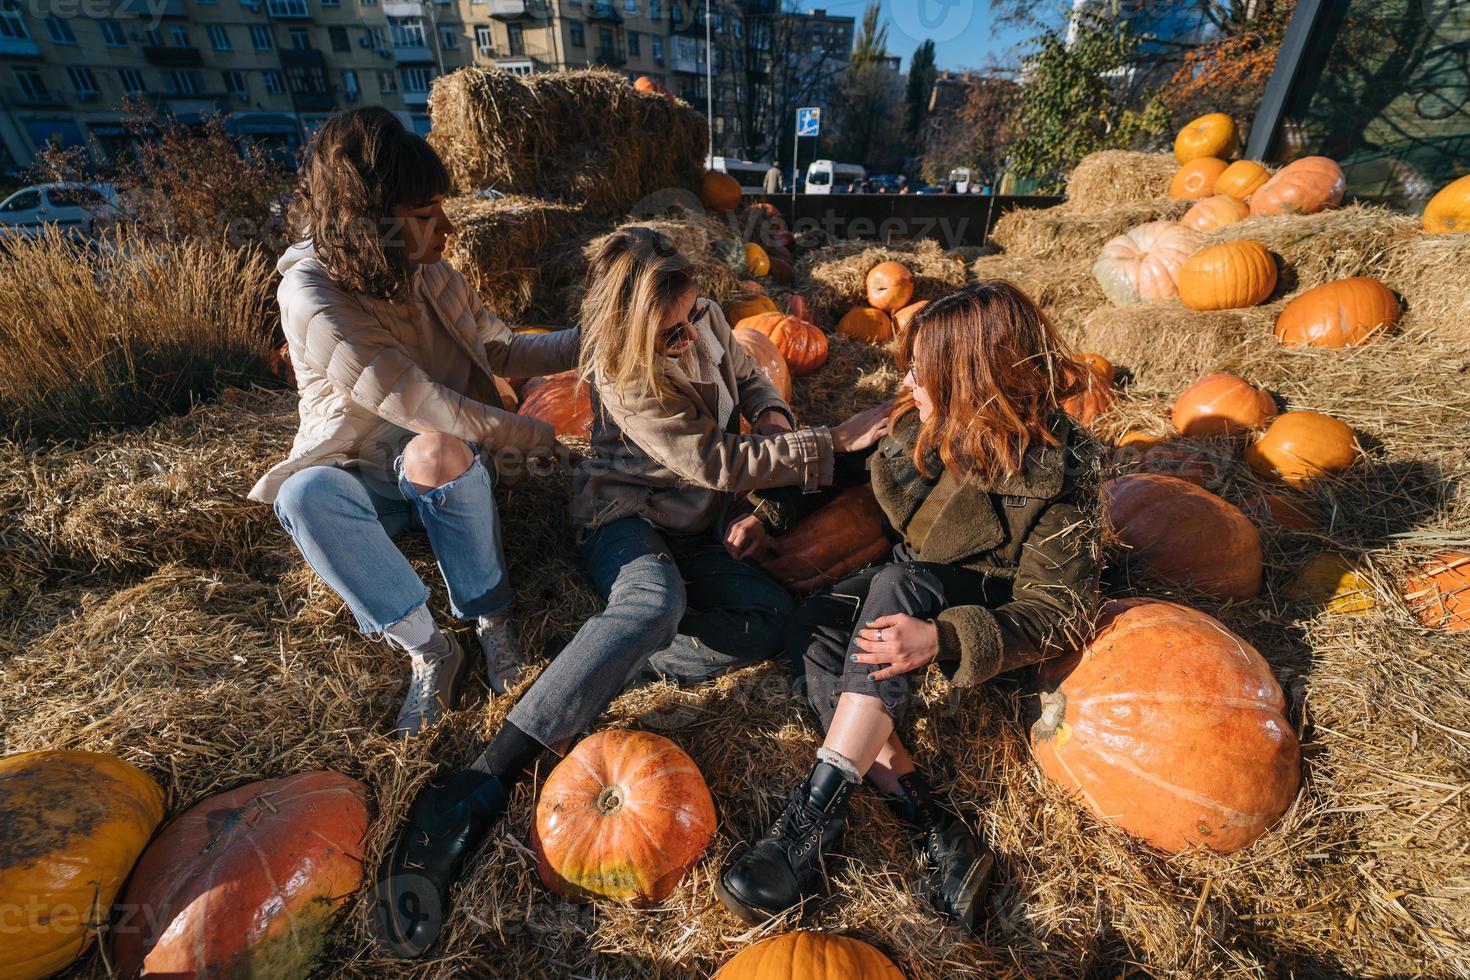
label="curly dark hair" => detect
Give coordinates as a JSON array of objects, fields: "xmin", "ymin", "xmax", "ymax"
[{"xmin": 285, "ymin": 107, "xmax": 450, "ymax": 300}]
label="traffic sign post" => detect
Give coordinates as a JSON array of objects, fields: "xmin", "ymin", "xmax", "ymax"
[{"xmin": 792, "ymin": 106, "xmax": 820, "ymax": 214}]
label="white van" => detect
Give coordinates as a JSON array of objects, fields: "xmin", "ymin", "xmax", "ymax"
[
  {"xmin": 947, "ymin": 167, "xmax": 974, "ymax": 194},
  {"xmin": 707, "ymin": 156, "xmax": 775, "ymax": 195},
  {"xmin": 0, "ymin": 182, "xmax": 119, "ymax": 240},
  {"xmin": 805, "ymin": 160, "xmax": 866, "ymax": 195}
]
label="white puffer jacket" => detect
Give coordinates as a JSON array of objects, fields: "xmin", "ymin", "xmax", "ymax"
[{"xmin": 249, "ymin": 241, "xmax": 579, "ymax": 504}]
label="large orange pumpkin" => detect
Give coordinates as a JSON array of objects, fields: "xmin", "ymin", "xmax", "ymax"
[
  {"xmin": 733, "ymin": 326, "xmax": 792, "ymax": 402},
  {"xmin": 1214, "ymin": 159, "xmax": 1271, "ymax": 200},
  {"xmin": 1423, "ymin": 173, "xmax": 1470, "ymax": 234},
  {"xmin": 1105, "ymin": 474, "xmax": 1263, "ymax": 598},
  {"xmin": 715, "ymin": 931, "xmax": 904, "ymax": 979},
  {"xmin": 1092, "ymin": 220, "xmax": 1205, "ymax": 306},
  {"xmin": 865, "ymin": 261, "xmax": 914, "ymax": 312},
  {"xmin": 1062, "ymin": 357, "xmax": 1114, "ymax": 427},
  {"xmin": 113, "ymin": 772, "xmax": 369, "ymax": 979},
  {"xmin": 1032, "ymin": 599, "xmax": 1301, "ymax": 853},
  {"xmin": 519, "ymin": 371, "xmax": 595, "ymax": 438},
  {"xmin": 725, "ymin": 294, "xmax": 778, "ymax": 324},
  {"xmin": 1245, "ymin": 411, "xmax": 1357, "ymax": 487},
  {"xmin": 698, "ymin": 171, "xmax": 743, "ymax": 212},
  {"xmin": 0, "ymin": 751, "xmax": 164, "ymax": 980},
  {"xmin": 1402, "ymin": 552, "xmax": 1470, "ymax": 631},
  {"xmin": 1249, "ymin": 156, "xmax": 1346, "ymax": 216},
  {"xmin": 1169, "ymin": 157, "xmax": 1230, "ymax": 201},
  {"xmin": 1181, "ymin": 194, "xmax": 1251, "ymax": 233},
  {"xmin": 533, "ymin": 730, "xmax": 716, "ymax": 904},
  {"xmin": 837, "ymin": 306, "xmax": 894, "ymax": 344},
  {"xmin": 1274, "ymin": 276, "xmax": 1400, "ymax": 348},
  {"xmin": 744, "ymin": 243, "xmax": 771, "ymax": 277},
  {"xmin": 893, "ymin": 300, "xmax": 927, "ymax": 334},
  {"xmin": 1176, "ymin": 240, "xmax": 1277, "ymax": 310},
  {"xmin": 1173, "ymin": 112, "xmax": 1239, "ymax": 164},
  {"xmin": 757, "ymin": 485, "xmax": 891, "ymax": 594},
  {"xmin": 1171, "ymin": 373, "xmax": 1276, "ymax": 437},
  {"xmin": 737, "ymin": 312, "xmax": 829, "ymax": 376}
]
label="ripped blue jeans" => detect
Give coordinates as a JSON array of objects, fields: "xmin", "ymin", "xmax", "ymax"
[{"xmin": 272, "ymin": 453, "xmax": 513, "ymax": 635}]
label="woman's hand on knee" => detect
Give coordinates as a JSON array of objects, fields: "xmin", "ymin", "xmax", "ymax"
[{"xmin": 852, "ymin": 614, "xmax": 939, "ymax": 681}]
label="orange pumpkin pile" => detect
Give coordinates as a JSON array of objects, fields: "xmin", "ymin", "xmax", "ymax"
[
  {"xmin": 837, "ymin": 306, "xmax": 894, "ymax": 344},
  {"xmin": 518, "ymin": 371, "xmax": 595, "ymax": 439},
  {"xmin": 1171, "ymin": 373, "xmax": 1277, "ymax": 437},
  {"xmin": 1177, "ymin": 240, "xmax": 1278, "ymax": 310},
  {"xmin": 698, "ymin": 171, "xmax": 743, "ymax": 213},
  {"xmin": 1250, "ymin": 156, "xmax": 1346, "ymax": 216},
  {"xmin": 733, "ymin": 326, "xmax": 792, "ymax": 402},
  {"xmin": 1170, "ymin": 157, "xmax": 1230, "ymax": 201},
  {"xmin": 1402, "ymin": 552, "xmax": 1470, "ymax": 631},
  {"xmin": 757, "ymin": 485, "xmax": 892, "ymax": 593},
  {"xmin": 1173, "ymin": 112, "xmax": 1239, "ymax": 164},
  {"xmin": 1246, "ymin": 410, "xmax": 1357, "ymax": 487},
  {"xmin": 1423, "ymin": 173, "xmax": 1470, "ymax": 233},
  {"xmin": 1274, "ymin": 277, "xmax": 1400, "ymax": 348},
  {"xmin": 715, "ymin": 931, "xmax": 904, "ymax": 979},
  {"xmin": 738, "ymin": 311, "xmax": 829, "ymax": 376},
  {"xmin": 1093, "ymin": 220, "xmax": 1205, "ymax": 306}
]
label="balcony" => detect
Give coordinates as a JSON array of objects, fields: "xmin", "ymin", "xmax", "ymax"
[
  {"xmin": 401, "ymin": 88, "xmax": 430, "ymax": 107},
  {"xmin": 586, "ymin": 1, "xmax": 623, "ymax": 23},
  {"xmin": 391, "ymin": 41, "xmax": 435, "ymax": 63},
  {"xmin": 0, "ymin": 37, "xmax": 41, "ymax": 58},
  {"xmin": 669, "ymin": 36, "xmax": 702, "ymax": 74},
  {"xmin": 142, "ymin": 45, "xmax": 205, "ymax": 67},
  {"xmin": 4, "ymin": 86, "xmax": 64, "ymax": 107},
  {"xmin": 489, "ymin": 0, "xmax": 549, "ymax": 18},
  {"xmin": 266, "ymin": 0, "xmax": 313, "ymax": 19},
  {"xmin": 590, "ymin": 43, "xmax": 626, "ymax": 67}
]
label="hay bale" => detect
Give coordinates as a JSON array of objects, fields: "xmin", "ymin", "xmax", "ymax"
[
  {"xmin": 428, "ymin": 68, "xmax": 708, "ymax": 219},
  {"xmin": 1206, "ymin": 203, "xmax": 1420, "ymax": 296},
  {"xmin": 969, "ymin": 253, "xmax": 1106, "ymax": 333},
  {"xmin": 1065, "ymin": 150, "xmax": 1178, "ymax": 211},
  {"xmin": 800, "ymin": 239, "xmax": 969, "ymax": 328},
  {"xmin": 1075, "ymin": 305, "xmax": 1275, "ymax": 391},
  {"xmin": 790, "ymin": 333, "xmax": 902, "ymax": 425},
  {"xmin": 990, "ymin": 199, "xmax": 1188, "ymax": 264},
  {"xmin": 578, "ymin": 208, "xmax": 748, "ymax": 314}
]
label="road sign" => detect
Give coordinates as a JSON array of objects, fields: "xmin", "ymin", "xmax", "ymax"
[{"xmin": 796, "ymin": 107, "xmax": 821, "ymax": 138}]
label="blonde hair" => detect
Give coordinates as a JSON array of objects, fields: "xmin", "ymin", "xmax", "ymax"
[{"xmin": 578, "ymin": 226, "xmax": 696, "ymax": 400}]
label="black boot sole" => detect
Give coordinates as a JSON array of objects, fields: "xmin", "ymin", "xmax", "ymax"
[{"xmin": 714, "ymin": 872, "xmax": 784, "ymax": 925}]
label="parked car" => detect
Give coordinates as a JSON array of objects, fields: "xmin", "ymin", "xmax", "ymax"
[{"xmin": 0, "ymin": 182, "xmax": 120, "ymax": 240}]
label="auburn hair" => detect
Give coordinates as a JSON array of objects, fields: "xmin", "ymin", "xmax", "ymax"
[
  {"xmin": 578, "ymin": 226, "xmax": 697, "ymax": 401},
  {"xmin": 894, "ymin": 280, "xmax": 1085, "ymax": 484},
  {"xmin": 285, "ymin": 107, "xmax": 450, "ymax": 301}
]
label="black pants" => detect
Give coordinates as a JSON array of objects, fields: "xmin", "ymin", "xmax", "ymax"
[{"xmin": 785, "ymin": 559, "xmax": 988, "ymax": 731}]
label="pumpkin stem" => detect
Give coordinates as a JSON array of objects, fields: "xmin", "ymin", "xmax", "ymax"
[
  {"xmin": 1034, "ymin": 690, "xmax": 1066, "ymax": 741},
  {"xmin": 595, "ymin": 784, "xmax": 625, "ymax": 816}
]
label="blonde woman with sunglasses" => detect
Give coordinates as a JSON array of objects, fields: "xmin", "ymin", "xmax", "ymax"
[{"xmin": 373, "ymin": 226, "xmax": 888, "ymax": 957}]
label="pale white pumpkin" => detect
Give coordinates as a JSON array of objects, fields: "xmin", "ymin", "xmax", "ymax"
[{"xmin": 1092, "ymin": 220, "xmax": 1206, "ymax": 306}]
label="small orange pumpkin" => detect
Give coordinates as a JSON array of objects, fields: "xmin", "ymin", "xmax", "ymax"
[
  {"xmin": 1173, "ymin": 112, "xmax": 1239, "ymax": 164},
  {"xmin": 1171, "ymin": 373, "xmax": 1276, "ymax": 437},
  {"xmin": 1092, "ymin": 220, "xmax": 1205, "ymax": 306},
  {"xmin": 698, "ymin": 171, "xmax": 742, "ymax": 213},
  {"xmin": 779, "ymin": 292, "xmax": 811, "ymax": 320},
  {"xmin": 1423, "ymin": 173, "xmax": 1470, "ymax": 234},
  {"xmin": 1250, "ymin": 156, "xmax": 1346, "ymax": 216},
  {"xmin": 1252, "ymin": 491, "xmax": 1322, "ymax": 532},
  {"xmin": 1181, "ymin": 194, "xmax": 1251, "ymax": 233},
  {"xmin": 1062, "ymin": 357, "xmax": 1114, "ymax": 427},
  {"xmin": 533, "ymin": 730, "xmax": 716, "ymax": 904},
  {"xmin": 837, "ymin": 306, "xmax": 894, "ymax": 344},
  {"xmin": 1214, "ymin": 159, "xmax": 1271, "ymax": 200},
  {"xmin": 733, "ymin": 326, "xmax": 792, "ymax": 402},
  {"xmin": 1402, "ymin": 552, "xmax": 1470, "ymax": 631},
  {"xmin": 715, "ymin": 931, "xmax": 904, "ymax": 979},
  {"xmin": 744, "ymin": 243, "xmax": 771, "ymax": 277},
  {"xmin": 1105, "ymin": 473, "xmax": 1263, "ymax": 599},
  {"xmin": 724, "ymin": 294, "xmax": 778, "ymax": 324},
  {"xmin": 865, "ymin": 260, "xmax": 915, "ymax": 311},
  {"xmin": 757, "ymin": 485, "xmax": 892, "ymax": 594},
  {"xmin": 518, "ymin": 371, "xmax": 594, "ymax": 438},
  {"xmin": 1078, "ymin": 352, "xmax": 1114, "ymax": 385},
  {"xmin": 1274, "ymin": 277, "xmax": 1400, "ymax": 348},
  {"xmin": 737, "ymin": 312, "xmax": 829, "ymax": 376},
  {"xmin": 1245, "ymin": 411, "xmax": 1356, "ymax": 487},
  {"xmin": 893, "ymin": 300, "xmax": 927, "ymax": 333},
  {"xmin": 1177, "ymin": 240, "xmax": 1277, "ymax": 310},
  {"xmin": 1170, "ymin": 157, "xmax": 1230, "ymax": 201}
]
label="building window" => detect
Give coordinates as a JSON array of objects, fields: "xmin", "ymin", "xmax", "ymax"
[
  {"xmin": 440, "ymin": 27, "xmax": 457, "ymax": 50},
  {"xmin": 649, "ymin": 0, "xmax": 659, "ymax": 17},
  {"xmin": 342, "ymin": 68, "xmax": 359, "ymax": 97},
  {"xmin": 651, "ymin": 35, "xmax": 663, "ymax": 64},
  {"xmin": 569, "ymin": 22, "xmax": 583, "ymax": 47},
  {"xmin": 322, "ymin": 0, "xmax": 339, "ymax": 6},
  {"xmin": 0, "ymin": 4, "xmax": 30, "ymax": 41},
  {"xmin": 100, "ymin": 20, "xmax": 127, "ymax": 47},
  {"xmin": 388, "ymin": 16, "xmax": 426, "ymax": 48},
  {"xmin": 145, "ymin": 27, "xmax": 161, "ymax": 45},
  {"xmin": 289, "ymin": 28, "xmax": 311, "ymax": 49},
  {"xmin": 68, "ymin": 67, "xmax": 98, "ymax": 99},
  {"xmin": 474, "ymin": 24, "xmax": 493, "ymax": 55},
  {"xmin": 286, "ymin": 63, "xmax": 328, "ymax": 95},
  {"xmin": 13, "ymin": 67, "xmax": 48, "ymax": 102},
  {"xmin": 251, "ymin": 25, "xmax": 274, "ymax": 50},
  {"xmin": 224, "ymin": 70, "xmax": 248, "ymax": 99},
  {"xmin": 361, "ymin": 0, "xmax": 377, "ymax": 6},
  {"xmin": 503, "ymin": 61, "xmax": 533, "ymax": 75},
  {"xmin": 209, "ymin": 25, "xmax": 232, "ymax": 50},
  {"xmin": 267, "ymin": 0, "xmax": 310, "ymax": 16},
  {"xmin": 163, "ymin": 70, "xmax": 202, "ymax": 95},
  {"xmin": 263, "ymin": 69, "xmax": 285, "ymax": 94},
  {"xmin": 627, "ymin": 30, "xmax": 639, "ymax": 57},
  {"xmin": 118, "ymin": 68, "xmax": 145, "ymax": 96},
  {"xmin": 329, "ymin": 26, "xmax": 349, "ymax": 51},
  {"xmin": 171, "ymin": 26, "xmax": 190, "ymax": 46},
  {"xmin": 45, "ymin": 16, "xmax": 77, "ymax": 43},
  {"xmin": 624, "ymin": 0, "xmax": 636, "ymax": 12},
  {"xmin": 507, "ymin": 22, "xmax": 523, "ymax": 55},
  {"xmin": 378, "ymin": 69, "xmax": 397, "ymax": 93},
  {"xmin": 400, "ymin": 66, "xmax": 434, "ymax": 92},
  {"xmin": 598, "ymin": 25, "xmax": 612, "ymax": 53}
]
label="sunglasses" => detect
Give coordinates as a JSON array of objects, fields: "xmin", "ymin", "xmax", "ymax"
[{"xmin": 659, "ymin": 299, "xmax": 710, "ymax": 348}]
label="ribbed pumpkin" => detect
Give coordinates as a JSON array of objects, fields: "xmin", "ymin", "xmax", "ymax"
[
  {"xmin": 893, "ymin": 300, "xmax": 927, "ymax": 334},
  {"xmin": 1062, "ymin": 357, "xmax": 1114, "ymax": 427},
  {"xmin": 1249, "ymin": 156, "xmax": 1346, "ymax": 216},
  {"xmin": 715, "ymin": 931, "xmax": 905, "ymax": 979},
  {"xmin": 837, "ymin": 307, "xmax": 894, "ymax": 344},
  {"xmin": 865, "ymin": 261, "xmax": 914, "ymax": 312},
  {"xmin": 1423, "ymin": 173, "xmax": 1470, "ymax": 234},
  {"xmin": 1181, "ymin": 194, "xmax": 1250, "ymax": 233},
  {"xmin": 758, "ymin": 485, "xmax": 891, "ymax": 594},
  {"xmin": 1173, "ymin": 112, "xmax": 1239, "ymax": 164},
  {"xmin": 1245, "ymin": 411, "xmax": 1356, "ymax": 487},
  {"xmin": 737, "ymin": 312, "xmax": 829, "ymax": 376},
  {"xmin": 114, "ymin": 772, "xmax": 369, "ymax": 980},
  {"xmin": 744, "ymin": 243, "xmax": 771, "ymax": 277},
  {"xmin": 1214, "ymin": 159, "xmax": 1271, "ymax": 200},
  {"xmin": 1171, "ymin": 373, "xmax": 1276, "ymax": 437},
  {"xmin": 518, "ymin": 371, "xmax": 594, "ymax": 438},
  {"xmin": 1169, "ymin": 157, "xmax": 1229, "ymax": 201},
  {"xmin": 733, "ymin": 326, "xmax": 792, "ymax": 402},
  {"xmin": 1177, "ymin": 240, "xmax": 1277, "ymax": 310},
  {"xmin": 1274, "ymin": 277, "xmax": 1400, "ymax": 348},
  {"xmin": 1283, "ymin": 553, "xmax": 1375, "ymax": 614},
  {"xmin": 1032, "ymin": 599, "xmax": 1301, "ymax": 853},
  {"xmin": 1402, "ymin": 552, "xmax": 1470, "ymax": 631},
  {"xmin": 0, "ymin": 751, "xmax": 164, "ymax": 980},
  {"xmin": 1104, "ymin": 474, "xmax": 1263, "ymax": 598},
  {"xmin": 698, "ymin": 171, "xmax": 742, "ymax": 212},
  {"xmin": 725, "ymin": 294, "xmax": 778, "ymax": 324},
  {"xmin": 1092, "ymin": 220, "xmax": 1205, "ymax": 306},
  {"xmin": 533, "ymin": 730, "xmax": 715, "ymax": 905}
]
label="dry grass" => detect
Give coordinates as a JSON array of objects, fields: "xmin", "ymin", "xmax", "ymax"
[
  {"xmin": 427, "ymin": 68, "xmax": 707, "ymax": 219},
  {"xmin": 0, "ymin": 229, "xmax": 277, "ymax": 440},
  {"xmin": 989, "ymin": 199, "xmax": 1188, "ymax": 264},
  {"xmin": 1065, "ymin": 150, "xmax": 1178, "ymax": 210},
  {"xmin": 799, "ymin": 239, "xmax": 970, "ymax": 328},
  {"xmin": 969, "ymin": 253, "xmax": 1105, "ymax": 334}
]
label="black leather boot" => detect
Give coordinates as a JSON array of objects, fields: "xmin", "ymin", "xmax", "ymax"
[
  {"xmin": 884, "ymin": 770, "xmax": 994, "ymax": 934},
  {"xmin": 372, "ymin": 769, "xmax": 509, "ymax": 958},
  {"xmin": 716, "ymin": 760, "xmax": 856, "ymax": 923}
]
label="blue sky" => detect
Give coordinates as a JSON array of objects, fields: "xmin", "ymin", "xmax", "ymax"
[{"xmin": 799, "ymin": 0, "xmax": 1056, "ymax": 71}]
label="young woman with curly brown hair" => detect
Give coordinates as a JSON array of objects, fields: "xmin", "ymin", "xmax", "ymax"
[{"xmin": 717, "ymin": 280, "xmax": 1106, "ymax": 934}]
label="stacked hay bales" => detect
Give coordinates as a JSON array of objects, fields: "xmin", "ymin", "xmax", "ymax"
[{"xmin": 800, "ymin": 239, "xmax": 970, "ymax": 327}]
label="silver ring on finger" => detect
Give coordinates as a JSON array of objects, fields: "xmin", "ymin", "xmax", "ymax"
[{"xmin": 876, "ymin": 629, "xmax": 884, "ymax": 642}]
